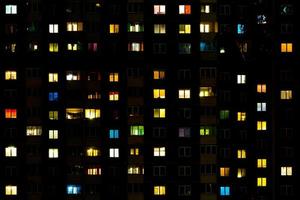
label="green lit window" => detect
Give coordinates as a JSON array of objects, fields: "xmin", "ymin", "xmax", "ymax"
[
  {"xmin": 220, "ymin": 110, "xmax": 229, "ymax": 120},
  {"xmin": 130, "ymin": 126, "xmax": 144, "ymax": 136}
]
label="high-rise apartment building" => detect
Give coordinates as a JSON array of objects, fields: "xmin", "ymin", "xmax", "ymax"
[{"xmin": 0, "ymin": 0, "xmax": 297, "ymax": 200}]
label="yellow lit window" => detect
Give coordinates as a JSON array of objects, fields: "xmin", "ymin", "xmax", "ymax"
[
  {"xmin": 67, "ymin": 43, "xmax": 79, "ymax": 51},
  {"xmin": 153, "ymin": 70, "xmax": 165, "ymax": 80},
  {"xmin": 179, "ymin": 24, "xmax": 191, "ymax": 34},
  {"xmin": 237, "ymin": 112, "xmax": 246, "ymax": 121},
  {"xmin": 49, "ymin": 43, "xmax": 59, "ymax": 52},
  {"xmin": 109, "ymin": 91, "xmax": 119, "ymax": 101},
  {"xmin": 49, "ymin": 111, "xmax": 58, "ymax": 120},
  {"xmin": 220, "ymin": 167, "xmax": 230, "ymax": 177},
  {"xmin": 281, "ymin": 166, "xmax": 292, "ymax": 176},
  {"xmin": 200, "ymin": 23, "xmax": 210, "ymax": 33},
  {"xmin": 48, "ymin": 148, "xmax": 59, "ymax": 158},
  {"xmin": 5, "ymin": 146, "xmax": 17, "ymax": 157},
  {"xmin": 5, "ymin": 70, "xmax": 17, "ymax": 80},
  {"xmin": 280, "ymin": 90, "xmax": 292, "ymax": 100},
  {"xmin": 154, "ymin": 186, "xmax": 166, "ymax": 195},
  {"xmin": 237, "ymin": 149, "xmax": 246, "ymax": 159},
  {"xmin": 128, "ymin": 166, "xmax": 141, "ymax": 174},
  {"xmin": 87, "ymin": 167, "xmax": 101, "ymax": 175},
  {"xmin": 49, "ymin": 129, "xmax": 59, "ymax": 139},
  {"xmin": 200, "ymin": 127, "xmax": 214, "ymax": 136},
  {"xmin": 178, "ymin": 89, "xmax": 190, "ymax": 99},
  {"xmin": 281, "ymin": 42, "xmax": 293, "ymax": 53},
  {"xmin": 109, "ymin": 24, "xmax": 119, "ymax": 33},
  {"xmin": 5, "ymin": 109, "xmax": 17, "ymax": 119},
  {"xmin": 109, "ymin": 73, "xmax": 119, "ymax": 82},
  {"xmin": 154, "ymin": 5, "xmax": 166, "ymax": 15},
  {"xmin": 88, "ymin": 92, "xmax": 101, "ymax": 100},
  {"xmin": 201, "ymin": 5, "xmax": 210, "ymax": 13},
  {"xmin": 67, "ymin": 22, "xmax": 83, "ymax": 31},
  {"xmin": 237, "ymin": 168, "xmax": 246, "ymax": 178},
  {"xmin": 257, "ymin": 121, "xmax": 267, "ymax": 131},
  {"xmin": 199, "ymin": 87, "xmax": 214, "ymax": 97},
  {"xmin": 26, "ymin": 126, "xmax": 42, "ymax": 136},
  {"xmin": 130, "ymin": 148, "xmax": 140, "ymax": 156},
  {"xmin": 257, "ymin": 177, "xmax": 267, "ymax": 187},
  {"xmin": 153, "ymin": 89, "xmax": 165, "ymax": 99},
  {"xmin": 65, "ymin": 108, "xmax": 83, "ymax": 119},
  {"xmin": 85, "ymin": 109, "xmax": 101, "ymax": 119},
  {"xmin": 153, "ymin": 108, "xmax": 166, "ymax": 118},
  {"xmin": 179, "ymin": 5, "xmax": 191, "ymax": 15},
  {"xmin": 87, "ymin": 148, "xmax": 100, "ymax": 157},
  {"xmin": 257, "ymin": 84, "xmax": 267, "ymax": 93},
  {"xmin": 257, "ymin": 159, "xmax": 267, "ymax": 168},
  {"xmin": 153, "ymin": 147, "xmax": 166, "ymax": 157},
  {"xmin": 154, "ymin": 24, "xmax": 166, "ymax": 34},
  {"xmin": 48, "ymin": 73, "xmax": 58, "ymax": 82},
  {"xmin": 5, "ymin": 185, "xmax": 17, "ymax": 195}
]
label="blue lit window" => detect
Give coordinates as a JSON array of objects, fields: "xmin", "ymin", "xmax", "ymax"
[
  {"xmin": 49, "ymin": 92, "xmax": 58, "ymax": 101},
  {"xmin": 220, "ymin": 186, "xmax": 230, "ymax": 196},
  {"xmin": 200, "ymin": 41, "xmax": 216, "ymax": 52},
  {"xmin": 237, "ymin": 24, "xmax": 245, "ymax": 34},
  {"xmin": 67, "ymin": 185, "xmax": 81, "ymax": 194},
  {"xmin": 109, "ymin": 129, "xmax": 119, "ymax": 139}
]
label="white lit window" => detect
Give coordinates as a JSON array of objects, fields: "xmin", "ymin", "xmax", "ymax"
[
  {"xmin": 5, "ymin": 185, "xmax": 17, "ymax": 195},
  {"xmin": 200, "ymin": 23, "xmax": 210, "ymax": 33},
  {"xmin": 154, "ymin": 5, "xmax": 166, "ymax": 15},
  {"xmin": 109, "ymin": 148, "xmax": 119, "ymax": 158},
  {"xmin": 178, "ymin": 89, "xmax": 191, "ymax": 99},
  {"xmin": 179, "ymin": 5, "xmax": 191, "ymax": 15},
  {"xmin": 49, "ymin": 24, "xmax": 59, "ymax": 33},
  {"xmin": 237, "ymin": 74, "xmax": 246, "ymax": 84},
  {"xmin": 6, "ymin": 5, "xmax": 17, "ymax": 14},
  {"xmin": 66, "ymin": 71, "xmax": 80, "ymax": 81},
  {"xmin": 201, "ymin": 5, "xmax": 210, "ymax": 13},
  {"xmin": 49, "ymin": 129, "xmax": 59, "ymax": 139},
  {"xmin": 281, "ymin": 166, "xmax": 293, "ymax": 176},
  {"xmin": 5, "ymin": 146, "xmax": 17, "ymax": 157},
  {"xmin": 128, "ymin": 42, "xmax": 144, "ymax": 52},
  {"xmin": 257, "ymin": 102, "xmax": 267, "ymax": 112},
  {"xmin": 26, "ymin": 126, "xmax": 42, "ymax": 136},
  {"xmin": 153, "ymin": 147, "xmax": 166, "ymax": 157},
  {"xmin": 48, "ymin": 148, "xmax": 59, "ymax": 158}
]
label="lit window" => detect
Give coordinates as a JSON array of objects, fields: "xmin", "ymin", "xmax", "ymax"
[
  {"xmin": 200, "ymin": 126, "xmax": 215, "ymax": 136},
  {"xmin": 257, "ymin": 102, "xmax": 267, "ymax": 112},
  {"xmin": 237, "ymin": 74, "xmax": 246, "ymax": 84},
  {"xmin": 88, "ymin": 42, "xmax": 98, "ymax": 52},
  {"xmin": 281, "ymin": 42, "xmax": 293, "ymax": 53},
  {"xmin": 153, "ymin": 108, "xmax": 166, "ymax": 118},
  {"xmin": 5, "ymin": 5, "xmax": 17, "ymax": 14},
  {"xmin": 200, "ymin": 23, "xmax": 210, "ymax": 33},
  {"xmin": 153, "ymin": 70, "xmax": 165, "ymax": 80},
  {"xmin": 220, "ymin": 110, "xmax": 230, "ymax": 120},
  {"xmin": 237, "ymin": 168, "xmax": 246, "ymax": 178},
  {"xmin": 130, "ymin": 126, "xmax": 144, "ymax": 136},
  {"xmin": 49, "ymin": 129, "xmax": 59, "ymax": 139},
  {"xmin": 109, "ymin": 24, "xmax": 119, "ymax": 33},
  {"xmin": 130, "ymin": 148, "xmax": 139, "ymax": 156},
  {"xmin": 154, "ymin": 5, "xmax": 166, "ymax": 15},
  {"xmin": 109, "ymin": 129, "xmax": 119, "ymax": 139},
  {"xmin": 67, "ymin": 185, "xmax": 81, "ymax": 194},
  {"xmin": 201, "ymin": 5, "xmax": 210, "ymax": 13},
  {"xmin": 26, "ymin": 126, "xmax": 42, "ymax": 136},
  {"xmin": 87, "ymin": 148, "xmax": 100, "ymax": 157},
  {"xmin": 153, "ymin": 89, "xmax": 165, "ymax": 99},
  {"xmin": 85, "ymin": 109, "xmax": 101, "ymax": 119},
  {"xmin": 5, "ymin": 146, "xmax": 17, "ymax": 157},
  {"xmin": 199, "ymin": 87, "xmax": 214, "ymax": 97},
  {"xmin": 179, "ymin": 24, "xmax": 191, "ymax": 34},
  {"xmin": 128, "ymin": 166, "xmax": 142, "ymax": 174},
  {"xmin": 65, "ymin": 108, "xmax": 83, "ymax": 119},
  {"xmin": 237, "ymin": 149, "xmax": 246, "ymax": 159},
  {"xmin": 5, "ymin": 185, "xmax": 17, "ymax": 195},
  {"xmin": 237, "ymin": 112, "xmax": 246, "ymax": 121},
  {"xmin": 280, "ymin": 90, "xmax": 292, "ymax": 100},
  {"xmin": 87, "ymin": 167, "xmax": 101, "ymax": 175},
  {"xmin": 87, "ymin": 92, "xmax": 101, "ymax": 100},
  {"xmin": 49, "ymin": 92, "xmax": 59, "ymax": 101},
  {"xmin": 5, "ymin": 71, "xmax": 17, "ymax": 80},
  {"xmin": 154, "ymin": 147, "xmax": 166, "ymax": 157},
  {"xmin": 49, "ymin": 24, "xmax": 59, "ymax": 33},
  {"xmin": 237, "ymin": 24, "xmax": 245, "ymax": 34},
  {"xmin": 257, "ymin": 121, "xmax": 267, "ymax": 131},
  {"xmin": 178, "ymin": 127, "xmax": 191, "ymax": 138},
  {"xmin": 5, "ymin": 109, "xmax": 17, "ymax": 119},
  {"xmin": 109, "ymin": 91, "xmax": 119, "ymax": 101},
  {"xmin": 67, "ymin": 43, "xmax": 80, "ymax": 51},
  {"xmin": 67, "ymin": 22, "xmax": 83, "ymax": 31},
  {"xmin": 179, "ymin": 5, "xmax": 191, "ymax": 15},
  {"xmin": 66, "ymin": 71, "xmax": 80, "ymax": 81},
  {"xmin": 109, "ymin": 73, "xmax": 119, "ymax": 82},
  {"xmin": 49, "ymin": 43, "xmax": 59, "ymax": 52},
  {"xmin": 128, "ymin": 23, "xmax": 144, "ymax": 32},
  {"xmin": 257, "ymin": 177, "xmax": 267, "ymax": 187},
  {"xmin": 49, "ymin": 73, "xmax": 58, "ymax": 82},
  {"xmin": 257, "ymin": 159, "xmax": 267, "ymax": 168},
  {"xmin": 154, "ymin": 186, "xmax": 166, "ymax": 195},
  {"xmin": 154, "ymin": 24, "xmax": 166, "ymax": 34},
  {"xmin": 109, "ymin": 148, "xmax": 119, "ymax": 158},
  {"xmin": 281, "ymin": 166, "xmax": 293, "ymax": 176},
  {"xmin": 128, "ymin": 42, "xmax": 144, "ymax": 52},
  {"xmin": 49, "ymin": 111, "xmax": 58, "ymax": 120},
  {"xmin": 178, "ymin": 89, "xmax": 190, "ymax": 99},
  {"xmin": 220, "ymin": 186, "xmax": 230, "ymax": 196},
  {"xmin": 48, "ymin": 148, "xmax": 59, "ymax": 158},
  {"xmin": 257, "ymin": 84, "xmax": 267, "ymax": 93},
  {"xmin": 220, "ymin": 167, "xmax": 230, "ymax": 177}
]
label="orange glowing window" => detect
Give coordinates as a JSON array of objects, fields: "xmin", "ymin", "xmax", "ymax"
[
  {"xmin": 5, "ymin": 109, "xmax": 17, "ymax": 119},
  {"xmin": 281, "ymin": 43, "xmax": 293, "ymax": 53},
  {"xmin": 179, "ymin": 5, "xmax": 191, "ymax": 15}
]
